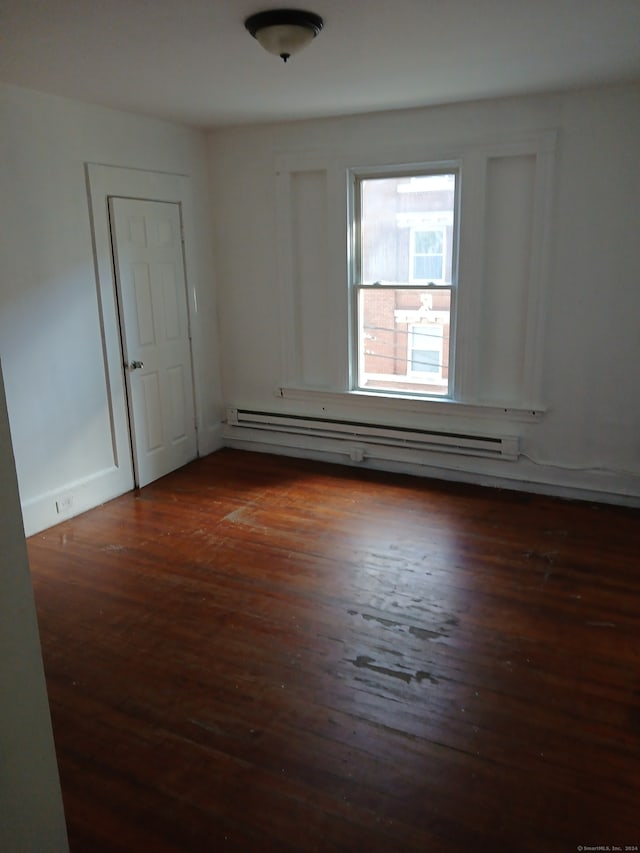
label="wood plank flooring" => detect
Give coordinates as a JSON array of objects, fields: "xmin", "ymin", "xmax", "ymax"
[{"xmin": 27, "ymin": 449, "xmax": 640, "ymax": 852}]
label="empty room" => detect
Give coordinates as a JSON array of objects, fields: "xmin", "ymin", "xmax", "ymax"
[{"xmin": 1, "ymin": 2, "xmax": 639, "ymax": 851}]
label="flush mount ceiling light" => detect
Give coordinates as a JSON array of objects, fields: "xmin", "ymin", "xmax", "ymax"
[{"xmin": 244, "ymin": 8, "xmax": 324, "ymax": 63}]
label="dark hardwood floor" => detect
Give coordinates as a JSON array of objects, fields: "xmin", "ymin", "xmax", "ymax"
[{"xmin": 28, "ymin": 449, "xmax": 640, "ymax": 852}]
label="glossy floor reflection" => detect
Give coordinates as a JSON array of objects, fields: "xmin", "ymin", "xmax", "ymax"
[{"xmin": 28, "ymin": 449, "xmax": 640, "ymax": 852}]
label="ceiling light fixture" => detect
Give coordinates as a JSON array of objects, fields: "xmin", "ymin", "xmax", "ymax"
[{"xmin": 244, "ymin": 8, "xmax": 324, "ymax": 63}]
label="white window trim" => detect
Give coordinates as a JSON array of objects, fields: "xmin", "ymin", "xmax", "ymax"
[
  {"xmin": 277, "ymin": 386, "xmax": 545, "ymax": 422},
  {"xmin": 274, "ymin": 128, "xmax": 556, "ymax": 416}
]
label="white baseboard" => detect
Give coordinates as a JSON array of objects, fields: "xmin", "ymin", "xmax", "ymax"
[
  {"xmin": 22, "ymin": 420, "xmax": 227, "ymax": 537},
  {"xmin": 22, "ymin": 419, "xmax": 638, "ymax": 537},
  {"xmin": 21, "ymin": 465, "xmax": 133, "ymax": 538},
  {"xmin": 222, "ymin": 424, "xmax": 640, "ymax": 508}
]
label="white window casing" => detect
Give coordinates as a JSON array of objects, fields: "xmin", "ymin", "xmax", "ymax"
[{"xmin": 274, "ymin": 129, "xmax": 556, "ymax": 417}]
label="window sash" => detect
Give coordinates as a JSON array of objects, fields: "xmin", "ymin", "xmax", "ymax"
[{"xmin": 354, "ymin": 284, "xmax": 452, "ymax": 397}]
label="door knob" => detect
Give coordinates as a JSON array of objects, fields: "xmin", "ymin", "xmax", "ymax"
[{"xmin": 128, "ymin": 360, "xmax": 144, "ymax": 370}]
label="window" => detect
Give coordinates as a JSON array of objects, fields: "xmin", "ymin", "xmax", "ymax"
[
  {"xmin": 352, "ymin": 169, "xmax": 459, "ymax": 398},
  {"xmin": 411, "ymin": 227, "xmax": 445, "ymax": 282},
  {"xmin": 409, "ymin": 323, "xmax": 444, "ymax": 381}
]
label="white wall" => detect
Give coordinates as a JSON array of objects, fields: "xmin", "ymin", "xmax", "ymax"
[
  {"xmin": 2, "ymin": 82, "xmax": 638, "ymax": 525},
  {"xmin": 0, "ymin": 361, "xmax": 68, "ymax": 852},
  {"xmin": 0, "ymin": 84, "xmax": 223, "ymax": 534},
  {"xmin": 208, "ymin": 84, "xmax": 640, "ymax": 504}
]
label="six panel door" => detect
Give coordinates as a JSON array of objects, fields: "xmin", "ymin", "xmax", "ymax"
[{"xmin": 109, "ymin": 198, "xmax": 197, "ymax": 487}]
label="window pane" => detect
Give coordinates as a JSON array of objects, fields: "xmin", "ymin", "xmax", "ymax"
[
  {"xmin": 360, "ymin": 173, "xmax": 455, "ymax": 285},
  {"xmin": 358, "ymin": 287, "xmax": 451, "ymax": 396}
]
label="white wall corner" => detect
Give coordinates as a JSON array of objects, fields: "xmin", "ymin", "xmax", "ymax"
[
  {"xmin": 199, "ymin": 421, "xmax": 225, "ymax": 456},
  {"xmin": 0, "ymin": 361, "xmax": 69, "ymax": 852}
]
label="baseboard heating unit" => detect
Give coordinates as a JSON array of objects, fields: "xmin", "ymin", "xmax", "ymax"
[{"xmin": 225, "ymin": 408, "xmax": 520, "ymax": 461}]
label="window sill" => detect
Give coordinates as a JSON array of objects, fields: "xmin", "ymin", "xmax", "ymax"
[{"xmin": 277, "ymin": 387, "xmax": 545, "ymax": 423}]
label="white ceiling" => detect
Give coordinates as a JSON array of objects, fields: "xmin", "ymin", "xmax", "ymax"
[{"xmin": 1, "ymin": 0, "xmax": 639, "ymax": 128}]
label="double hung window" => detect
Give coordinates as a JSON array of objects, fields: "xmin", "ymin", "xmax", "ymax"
[{"xmin": 352, "ymin": 169, "xmax": 459, "ymax": 398}]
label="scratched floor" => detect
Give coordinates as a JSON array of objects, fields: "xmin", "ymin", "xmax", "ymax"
[{"xmin": 28, "ymin": 449, "xmax": 640, "ymax": 852}]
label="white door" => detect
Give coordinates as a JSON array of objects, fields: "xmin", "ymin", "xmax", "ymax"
[{"xmin": 109, "ymin": 197, "xmax": 197, "ymax": 487}]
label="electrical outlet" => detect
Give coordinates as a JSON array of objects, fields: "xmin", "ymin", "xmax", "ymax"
[{"xmin": 56, "ymin": 494, "xmax": 74, "ymax": 515}]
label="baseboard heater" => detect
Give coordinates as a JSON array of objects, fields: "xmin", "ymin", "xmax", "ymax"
[{"xmin": 226, "ymin": 408, "xmax": 519, "ymax": 461}]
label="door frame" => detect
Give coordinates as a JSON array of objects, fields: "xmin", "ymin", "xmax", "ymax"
[{"xmin": 86, "ymin": 165, "xmax": 204, "ymax": 495}]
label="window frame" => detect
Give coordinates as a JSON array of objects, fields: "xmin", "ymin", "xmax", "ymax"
[{"xmin": 349, "ymin": 163, "xmax": 461, "ymax": 401}]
